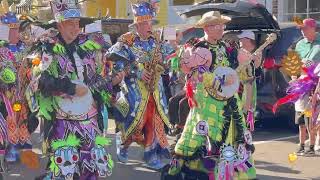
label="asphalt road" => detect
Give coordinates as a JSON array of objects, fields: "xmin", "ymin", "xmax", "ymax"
[{"xmin": 3, "ymin": 119, "xmax": 320, "ymax": 180}]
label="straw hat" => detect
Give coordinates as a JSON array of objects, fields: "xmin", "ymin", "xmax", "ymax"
[{"xmin": 196, "ymin": 11, "xmax": 231, "ymax": 28}]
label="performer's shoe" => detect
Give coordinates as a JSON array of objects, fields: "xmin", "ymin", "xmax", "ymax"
[
  {"xmin": 117, "ymin": 148, "xmax": 128, "ymax": 163},
  {"xmin": 296, "ymin": 145, "xmax": 305, "ymax": 156},
  {"xmin": 160, "ymin": 148, "xmax": 171, "ymax": 160},
  {"xmin": 147, "ymin": 158, "xmax": 166, "ymax": 170},
  {"xmin": 304, "ymin": 146, "xmax": 316, "ymax": 156},
  {"xmin": 5, "ymin": 145, "xmax": 19, "ymax": 162}
]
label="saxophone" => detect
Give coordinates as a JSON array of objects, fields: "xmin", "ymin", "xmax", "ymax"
[{"xmin": 143, "ymin": 34, "xmax": 165, "ymax": 93}]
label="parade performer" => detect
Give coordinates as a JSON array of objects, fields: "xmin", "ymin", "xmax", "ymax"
[
  {"xmin": 0, "ymin": 2, "xmax": 18, "ymax": 172},
  {"xmin": 28, "ymin": 0, "xmax": 114, "ymax": 179},
  {"xmin": 107, "ymin": 0, "xmax": 173, "ymax": 170},
  {"xmin": 0, "ymin": 0, "xmax": 40, "ymax": 166},
  {"xmin": 237, "ymin": 30, "xmax": 276, "ymax": 131},
  {"xmin": 163, "ymin": 11, "xmax": 256, "ymax": 180},
  {"xmin": 274, "ymin": 18, "xmax": 320, "ymax": 156}
]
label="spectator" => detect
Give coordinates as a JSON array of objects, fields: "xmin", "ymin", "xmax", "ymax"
[{"xmin": 294, "ymin": 18, "xmax": 320, "ymax": 156}]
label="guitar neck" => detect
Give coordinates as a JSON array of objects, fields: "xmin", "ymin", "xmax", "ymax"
[
  {"xmin": 253, "ymin": 33, "xmax": 276, "ymax": 56},
  {"xmin": 254, "ymin": 40, "xmax": 271, "ymax": 55}
]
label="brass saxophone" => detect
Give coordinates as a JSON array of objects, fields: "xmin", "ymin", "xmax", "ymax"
[{"xmin": 143, "ymin": 38, "xmax": 165, "ymax": 93}]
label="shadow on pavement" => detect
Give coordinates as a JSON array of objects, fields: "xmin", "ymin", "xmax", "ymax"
[
  {"xmin": 109, "ymin": 145, "xmax": 163, "ymax": 180},
  {"xmin": 257, "ymin": 174, "xmax": 307, "ymax": 180},
  {"xmin": 255, "ymin": 160, "xmax": 301, "ymax": 174},
  {"xmin": 4, "ymin": 133, "xmax": 164, "ymax": 180}
]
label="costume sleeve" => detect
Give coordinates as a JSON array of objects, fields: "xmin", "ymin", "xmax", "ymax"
[
  {"xmin": 107, "ymin": 40, "xmax": 135, "ymax": 61},
  {"xmin": 0, "ymin": 65, "xmax": 16, "ymax": 85},
  {"xmin": 0, "ymin": 45, "xmax": 17, "ymax": 86},
  {"xmin": 38, "ymin": 71, "xmax": 76, "ymax": 97},
  {"xmin": 227, "ymin": 46, "xmax": 239, "ymax": 69},
  {"xmin": 35, "ymin": 43, "xmax": 76, "ymax": 97},
  {"xmin": 161, "ymin": 43, "xmax": 175, "ymax": 60}
]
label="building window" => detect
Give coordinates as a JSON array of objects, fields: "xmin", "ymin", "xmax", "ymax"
[
  {"xmin": 281, "ymin": 0, "xmax": 320, "ymax": 22},
  {"xmin": 310, "ymin": 0, "xmax": 320, "ymax": 20}
]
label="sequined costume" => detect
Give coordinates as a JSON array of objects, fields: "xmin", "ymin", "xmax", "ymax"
[
  {"xmin": 27, "ymin": 1, "xmax": 114, "ymax": 179},
  {"xmin": 0, "ymin": 3, "xmax": 35, "ymax": 165},
  {"xmin": 166, "ymin": 37, "xmax": 256, "ymax": 179},
  {"xmin": 109, "ymin": 31, "xmax": 173, "ymax": 166},
  {"xmin": 107, "ymin": 1, "xmax": 172, "ymax": 169},
  {"xmin": 0, "ymin": 40, "xmax": 17, "ymax": 172}
]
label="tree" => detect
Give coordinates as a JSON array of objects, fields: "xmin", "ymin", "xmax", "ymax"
[{"xmin": 7, "ymin": 0, "xmax": 20, "ymax": 5}]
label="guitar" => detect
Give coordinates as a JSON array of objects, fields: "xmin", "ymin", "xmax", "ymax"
[
  {"xmin": 253, "ymin": 33, "xmax": 277, "ymax": 57},
  {"xmin": 251, "ymin": 33, "xmax": 277, "ymax": 68}
]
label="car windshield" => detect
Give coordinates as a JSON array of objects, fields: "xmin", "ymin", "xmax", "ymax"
[
  {"xmin": 182, "ymin": 11, "xmax": 270, "ymax": 30},
  {"xmin": 180, "ymin": 2, "xmax": 278, "ymax": 31}
]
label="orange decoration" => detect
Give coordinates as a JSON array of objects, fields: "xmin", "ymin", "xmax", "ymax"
[
  {"xmin": 32, "ymin": 57, "xmax": 41, "ymax": 66},
  {"xmin": 21, "ymin": 150, "xmax": 40, "ymax": 169},
  {"xmin": 19, "ymin": 15, "xmax": 27, "ymax": 20},
  {"xmin": 13, "ymin": 102, "xmax": 22, "ymax": 112}
]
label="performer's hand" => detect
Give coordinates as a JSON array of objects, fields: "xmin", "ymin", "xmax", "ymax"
[
  {"xmin": 112, "ymin": 71, "xmax": 126, "ymax": 86},
  {"xmin": 252, "ymin": 52, "xmax": 262, "ymax": 68},
  {"xmin": 75, "ymin": 85, "xmax": 88, "ymax": 97},
  {"xmin": 289, "ymin": 77, "xmax": 298, "ymax": 83},
  {"xmin": 141, "ymin": 70, "xmax": 152, "ymax": 83},
  {"xmin": 237, "ymin": 49, "xmax": 251, "ymax": 65},
  {"xmin": 155, "ymin": 52, "xmax": 163, "ymax": 64}
]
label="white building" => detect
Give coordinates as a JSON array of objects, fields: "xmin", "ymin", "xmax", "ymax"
[{"xmin": 272, "ymin": 0, "xmax": 320, "ymax": 23}]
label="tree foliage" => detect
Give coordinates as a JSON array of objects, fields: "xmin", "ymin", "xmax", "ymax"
[{"xmin": 7, "ymin": 0, "xmax": 20, "ymax": 5}]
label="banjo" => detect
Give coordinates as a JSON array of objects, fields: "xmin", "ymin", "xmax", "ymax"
[
  {"xmin": 56, "ymin": 60, "xmax": 138, "ymax": 120},
  {"xmin": 204, "ymin": 33, "xmax": 277, "ymax": 101},
  {"xmin": 56, "ymin": 72, "xmax": 114, "ymax": 121},
  {"xmin": 206, "ymin": 66, "xmax": 240, "ymax": 101},
  {"xmin": 56, "ymin": 80, "xmax": 97, "ymax": 121}
]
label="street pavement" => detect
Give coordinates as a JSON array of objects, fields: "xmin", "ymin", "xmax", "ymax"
[{"xmin": 3, "ymin": 120, "xmax": 320, "ymax": 180}]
